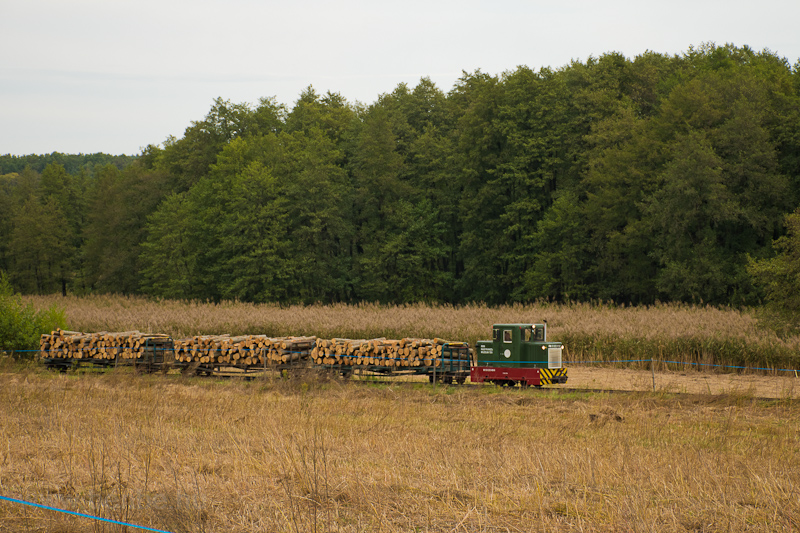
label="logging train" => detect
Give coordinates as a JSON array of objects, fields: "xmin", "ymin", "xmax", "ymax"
[{"xmin": 38, "ymin": 323, "xmax": 568, "ymax": 387}]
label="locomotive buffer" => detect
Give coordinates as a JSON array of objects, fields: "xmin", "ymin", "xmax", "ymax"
[{"xmin": 471, "ymin": 323, "xmax": 567, "ymax": 387}]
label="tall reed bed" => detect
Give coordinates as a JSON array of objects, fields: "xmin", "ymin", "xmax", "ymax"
[{"xmin": 22, "ymin": 295, "xmax": 800, "ymax": 372}]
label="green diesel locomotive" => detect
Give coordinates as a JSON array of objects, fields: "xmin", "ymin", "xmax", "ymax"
[{"xmin": 471, "ymin": 323, "xmax": 568, "ymax": 387}]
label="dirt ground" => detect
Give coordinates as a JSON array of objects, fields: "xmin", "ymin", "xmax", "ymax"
[{"xmin": 565, "ymin": 365, "xmax": 800, "ymax": 399}]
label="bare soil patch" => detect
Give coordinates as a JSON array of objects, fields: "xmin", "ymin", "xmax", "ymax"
[{"xmin": 565, "ymin": 365, "xmax": 800, "ymax": 398}]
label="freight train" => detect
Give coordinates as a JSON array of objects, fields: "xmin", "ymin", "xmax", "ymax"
[{"xmin": 38, "ymin": 323, "xmax": 567, "ymax": 387}]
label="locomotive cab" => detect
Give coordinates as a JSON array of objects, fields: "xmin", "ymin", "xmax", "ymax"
[{"xmin": 471, "ymin": 323, "xmax": 568, "ymax": 387}]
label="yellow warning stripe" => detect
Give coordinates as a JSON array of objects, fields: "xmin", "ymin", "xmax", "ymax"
[{"xmin": 540, "ymin": 368, "xmax": 568, "ymax": 385}]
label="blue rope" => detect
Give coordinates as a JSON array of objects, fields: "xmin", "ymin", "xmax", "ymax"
[
  {"xmin": 566, "ymin": 359, "xmax": 655, "ymax": 365},
  {"xmin": 0, "ymin": 494, "xmax": 173, "ymax": 533},
  {"xmin": 478, "ymin": 360, "xmax": 551, "ymax": 365},
  {"xmin": 660, "ymin": 360, "xmax": 800, "ymax": 373},
  {"xmin": 564, "ymin": 359, "xmax": 799, "ymax": 373}
]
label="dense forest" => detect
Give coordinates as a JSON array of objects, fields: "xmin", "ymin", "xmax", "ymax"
[{"xmin": 2, "ymin": 43, "xmax": 800, "ymax": 307}]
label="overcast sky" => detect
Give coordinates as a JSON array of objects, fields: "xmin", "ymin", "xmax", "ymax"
[{"xmin": 2, "ymin": 0, "xmax": 798, "ymax": 156}]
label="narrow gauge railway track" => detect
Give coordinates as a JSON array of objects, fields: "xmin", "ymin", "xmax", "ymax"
[
  {"xmin": 34, "ymin": 358, "xmax": 793, "ymax": 401},
  {"xmin": 308, "ymin": 377, "xmax": 794, "ymax": 401}
]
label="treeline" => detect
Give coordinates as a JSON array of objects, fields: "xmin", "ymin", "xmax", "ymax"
[
  {"xmin": 0, "ymin": 153, "xmax": 137, "ymax": 175},
  {"xmin": 2, "ymin": 43, "xmax": 800, "ymax": 306}
]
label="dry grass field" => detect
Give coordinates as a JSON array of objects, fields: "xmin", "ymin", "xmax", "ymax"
[
  {"xmin": 20, "ymin": 295, "xmax": 800, "ymax": 372},
  {"xmin": 5, "ymin": 296, "xmax": 797, "ymax": 531},
  {"xmin": 0, "ymin": 371, "xmax": 797, "ymax": 533}
]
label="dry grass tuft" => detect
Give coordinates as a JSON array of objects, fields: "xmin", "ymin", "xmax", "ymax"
[{"xmin": 1, "ymin": 372, "xmax": 798, "ymax": 532}]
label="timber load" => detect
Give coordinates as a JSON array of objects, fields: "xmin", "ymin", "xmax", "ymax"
[
  {"xmin": 312, "ymin": 337, "xmax": 469, "ymax": 368},
  {"xmin": 37, "ymin": 330, "xmax": 469, "ymax": 380},
  {"xmin": 173, "ymin": 335, "xmax": 316, "ymax": 366},
  {"xmin": 40, "ymin": 329, "xmax": 171, "ymax": 361}
]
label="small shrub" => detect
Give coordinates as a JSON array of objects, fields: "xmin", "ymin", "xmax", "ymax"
[{"xmin": 0, "ymin": 271, "xmax": 67, "ymax": 356}]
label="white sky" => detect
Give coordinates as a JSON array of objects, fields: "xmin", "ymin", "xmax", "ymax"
[{"xmin": 2, "ymin": 0, "xmax": 798, "ymax": 156}]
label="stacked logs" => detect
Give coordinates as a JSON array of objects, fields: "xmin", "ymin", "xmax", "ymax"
[
  {"xmin": 173, "ymin": 335, "xmax": 316, "ymax": 366},
  {"xmin": 38, "ymin": 330, "xmax": 469, "ymax": 371},
  {"xmin": 40, "ymin": 330, "xmax": 318, "ymax": 367},
  {"xmin": 312, "ymin": 337, "xmax": 466, "ymax": 368},
  {"xmin": 40, "ymin": 329, "xmax": 172, "ymax": 360}
]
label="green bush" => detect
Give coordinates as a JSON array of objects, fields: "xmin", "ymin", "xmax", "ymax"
[{"xmin": 0, "ymin": 272, "xmax": 67, "ymax": 356}]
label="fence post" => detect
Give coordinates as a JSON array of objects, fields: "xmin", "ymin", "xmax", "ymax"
[{"xmin": 651, "ymin": 357, "xmax": 656, "ymax": 392}]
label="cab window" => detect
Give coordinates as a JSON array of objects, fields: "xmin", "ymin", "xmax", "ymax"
[
  {"xmin": 524, "ymin": 328, "xmax": 531, "ymax": 342},
  {"xmin": 493, "ymin": 329, "xmax": 499, "ymax": 341},
  {"xmin": 533, "ymin": 326, "xmax": 544, "ymax": 341},
  {"xmin": 503, "ymin": 330, "xmax": 512, "ymax": 343}
]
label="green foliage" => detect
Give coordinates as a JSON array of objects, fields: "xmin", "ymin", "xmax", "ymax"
[
  {"xmin": 138, "ymin": 192, "xmax": 198, "ymax": 299},
  {"xmin": 523, "ymin": 191, "xmax": 593, "ymax": 301},
  {"xmin": 357, "ymin": 199, "xmax": 452, "ymax": 303},
  {"xmin": 140, "ymin": 132, "xmax": 352, "ymax": 303},
  {"xmin": 748, "ymin": 209, "xmax": 800, "ymax": 335},
  {"xmin": 150, "ymin": 97, "xmax": 267, "ymax": 191},
  {"xmin": 7, "ymin": 195, "xmax": 75, "ymax": 294},
  {"xmin": 575, "ymin": 52, "xmax": 795, "ymax": 304},
  {"xmin": 0, "ymin": 272, "xmax": 66, "ymax": 353},
  {"xmin": 82, "ymin": 164, "xmax": 172, "ymax": 294}
]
